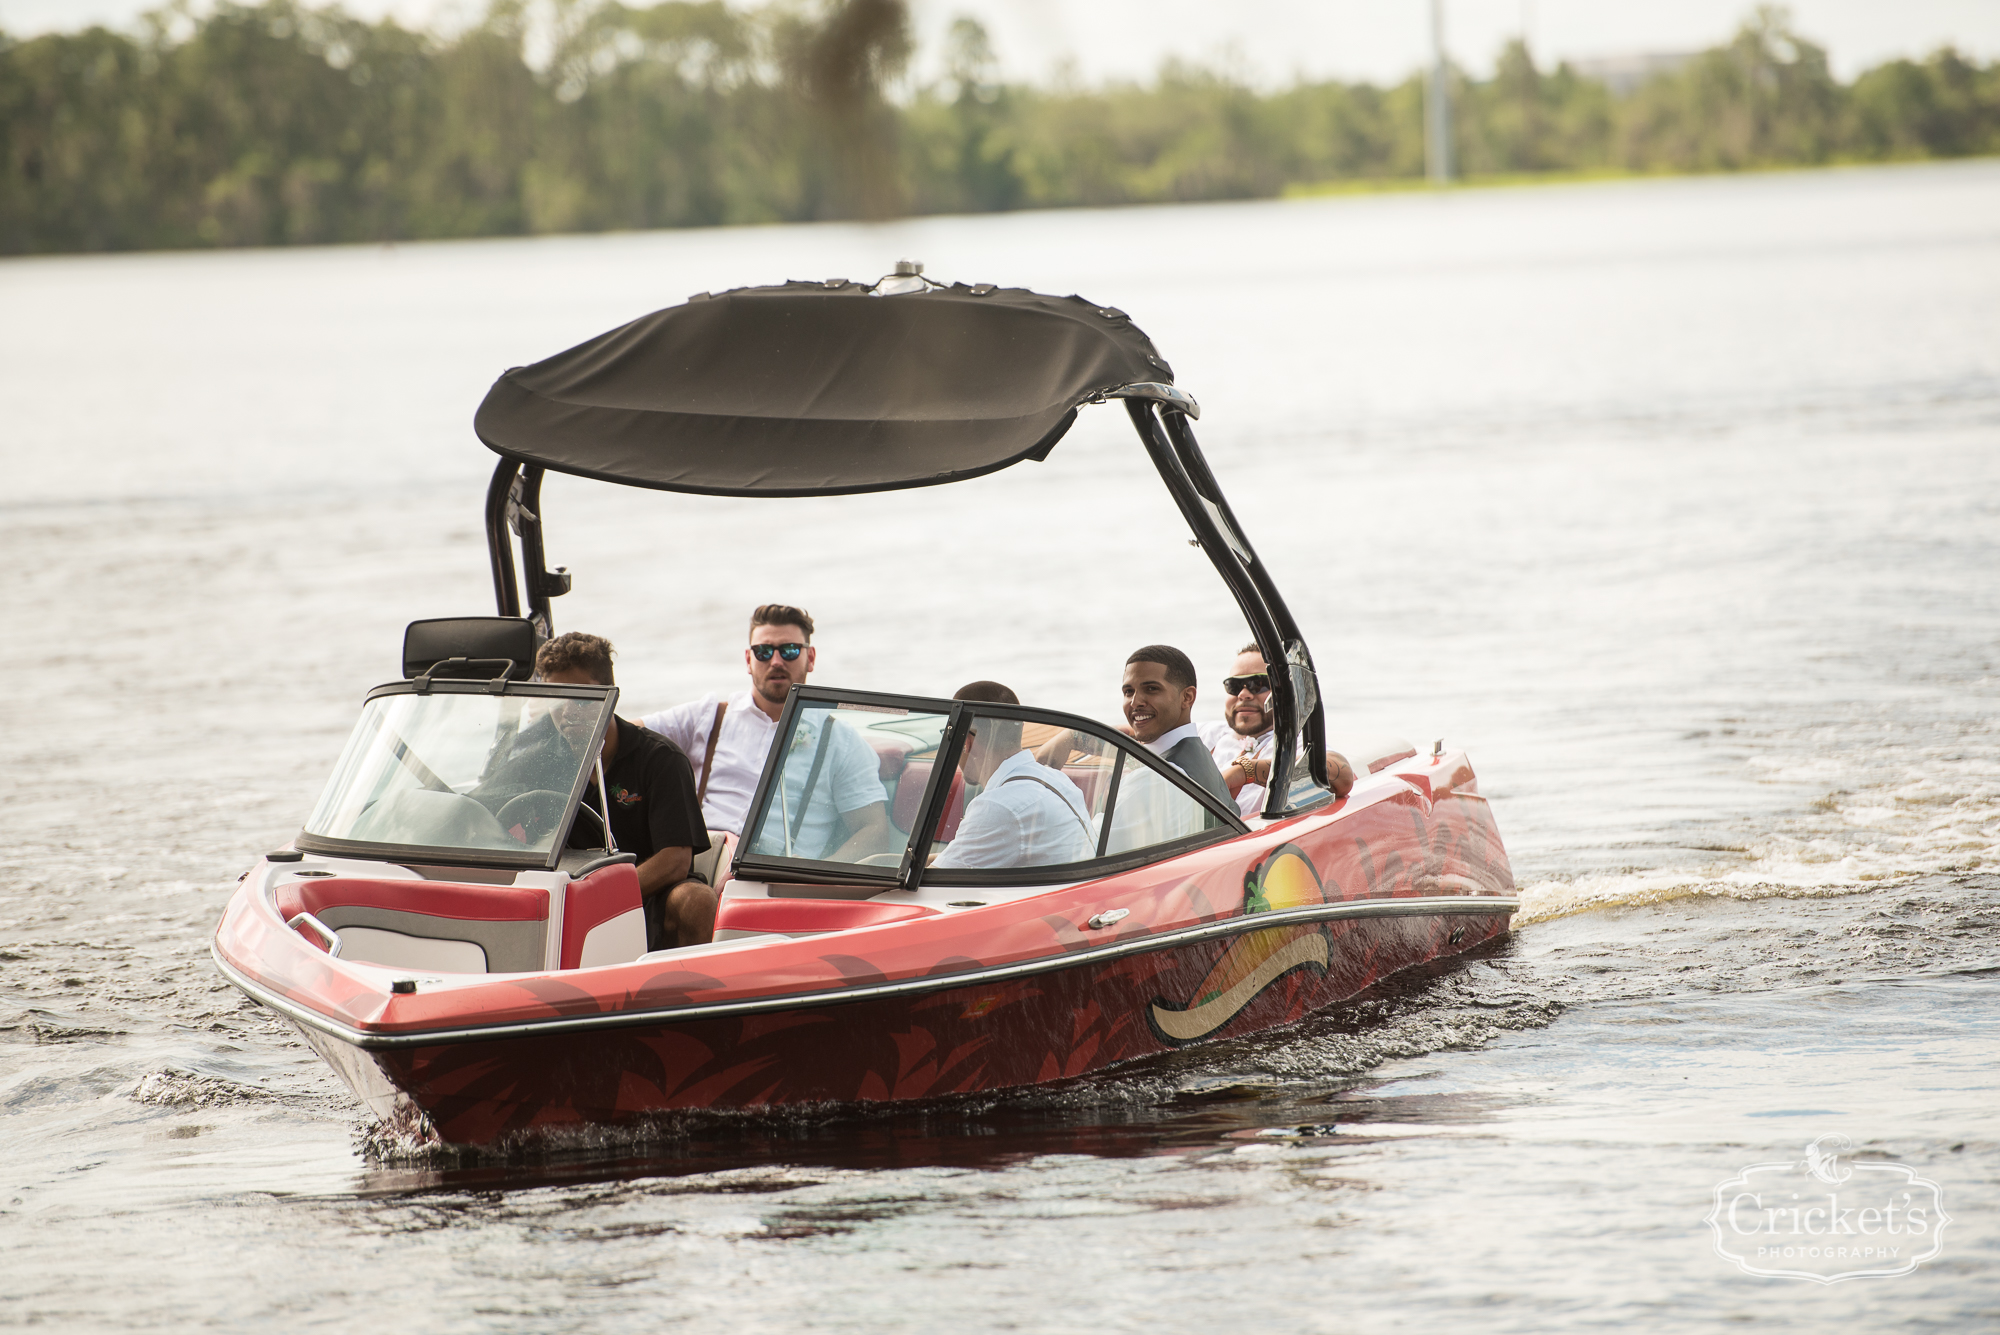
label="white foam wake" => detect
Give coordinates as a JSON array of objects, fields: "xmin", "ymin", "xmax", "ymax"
[{"xmin": 1517, "ymin": 755, "xmax": 2000, "ymax": 924}]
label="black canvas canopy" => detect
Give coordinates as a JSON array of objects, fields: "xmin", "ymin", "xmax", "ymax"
[
  {"xmin": 476, "ymin": 272, "xmax": 1335, "ymax": 816},
  {"xmin": 473, "ymin": 279, "xmax": 1180, "ymax": 498}
]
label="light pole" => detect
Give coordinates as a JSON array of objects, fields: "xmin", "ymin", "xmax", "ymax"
[{"xmin": 1426, "ymin": 0, "xmax": 1453, "ymax": 183}]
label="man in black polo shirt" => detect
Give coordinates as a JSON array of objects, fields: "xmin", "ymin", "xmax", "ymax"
[{"xmin": 536, "ymin": 633, "xmax": 715, "ymax": 950}]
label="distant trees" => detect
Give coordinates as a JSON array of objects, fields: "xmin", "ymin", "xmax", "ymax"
[
  {"xmin": 1618, "ymin": 10, "xmax": 1848, "ymax": 169},
  {"xmin": 1, "ymin": 1, "xmax": 1996, "ymax": 254}
]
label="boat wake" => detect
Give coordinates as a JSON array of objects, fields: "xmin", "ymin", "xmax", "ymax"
[{"xmin": 1518, "ymin": 751, "xmax": 2000, "ymax": 924}]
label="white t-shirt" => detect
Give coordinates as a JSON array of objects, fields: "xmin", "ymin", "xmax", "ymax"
[
  {"xmin": 1202, "ymin": 720, "xmax": 1275, "ymax": 818},
  {"xmin": 642, "ymin": 692, "xmax": 886, "ymax": 846},
  {"xmin": 934, "ymin": 750, "xmax": 1095, "ymax": 870}
]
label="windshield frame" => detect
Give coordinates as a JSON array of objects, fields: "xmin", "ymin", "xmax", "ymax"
[
  {"xmin": 293, "ymin": 678, "xmax": 618, "ymax": 871},
  {"xmin": 913, "ymin": 697, "xmax": 1248, "ymax": 890},
  {"xmin": 733, "ymin": 685, "xmax": 1248, "ymax": 889},
  {"xmin": 733, "ymin": 686, "xmax": 957, "ymax": 888}
]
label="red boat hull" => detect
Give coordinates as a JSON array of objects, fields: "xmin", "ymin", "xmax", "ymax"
[{"xmin": 216, "ymin": 755, "xmax": 1516, "ymax": 1146}]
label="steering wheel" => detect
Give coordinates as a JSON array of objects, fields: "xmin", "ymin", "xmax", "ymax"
[{"xmin": 495, "ymin": 790, "xmax": 569, "ymax": 845}]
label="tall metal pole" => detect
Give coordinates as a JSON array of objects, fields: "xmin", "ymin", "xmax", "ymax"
[{"xmin": 1426, "ymin": 0, "xmax": 1453, "ymax": 184}]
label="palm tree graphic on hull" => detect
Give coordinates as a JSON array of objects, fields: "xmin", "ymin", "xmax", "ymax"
[{"xmin": 1147, "ymin": 844, "xmax": 1331, "ymax": 1044}]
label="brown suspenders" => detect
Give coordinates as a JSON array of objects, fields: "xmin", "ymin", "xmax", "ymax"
[
  {"xmin": 696, "ymin": 701, "xmax": 727, "ymax": 805},
  {"xmin": 999, "ymin": 772, "xmax": 1096, "ymax": 844}
]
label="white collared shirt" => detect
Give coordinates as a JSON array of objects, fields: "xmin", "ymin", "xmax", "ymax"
[
  {"xmin": 642, "ymin": 692, "xmax": 886, "ymax": 849},
  {"xmin": 641, "ymin": 691, "xmax": 769, "ymax": 834},
  {"xmin": 1143, "ymin": 722, "xmax": 1204, "ymax": 761},
  {"xmin": 933, "ymin": 750, "xmax": 1095, "ymax": 870},
  {"xmin": 1202, "ymin": 720, "xmax": 1275, "ymax": 817}
]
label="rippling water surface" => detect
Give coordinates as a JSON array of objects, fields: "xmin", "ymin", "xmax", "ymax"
[{"xmin": 4, "ymin": 160, "xmax": 1998, "ymax": 1331}]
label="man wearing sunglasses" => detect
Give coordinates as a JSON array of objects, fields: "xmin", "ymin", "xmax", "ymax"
[
  {"xmin": 1201, "ymin": 644, "xmax": 1357, "ymax": 815},
  {"xmin": 642, "ymin": 604, "xmax": 891, "ymax": 861}
]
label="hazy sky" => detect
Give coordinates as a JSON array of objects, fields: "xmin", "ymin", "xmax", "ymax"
[{"xmin": 5, "ymin": 0, "xmax": 1996, "ymax": 83}]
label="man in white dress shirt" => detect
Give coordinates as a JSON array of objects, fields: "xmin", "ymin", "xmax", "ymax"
[
  {"xmin": 642, "ymin": 605, "xmax": 890, "ymax": 866},
  {"xmin": 1121, "ymin": 645, "xmax": 1232, "ymax": 806},
  {"xmin": 1200, "ymin": 643, "xmax": 1357, "ymax": 815},
  {"xmin": 933, "ymin": 682, "xmax": 1095, "ymax": 870}
]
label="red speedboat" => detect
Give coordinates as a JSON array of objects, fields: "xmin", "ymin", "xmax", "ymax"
[{"xmin": 211, "ymin": 269, "xmax": 1517, "ymax": 1147}]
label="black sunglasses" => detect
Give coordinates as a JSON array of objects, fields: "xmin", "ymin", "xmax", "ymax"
[
  {"xmin": 751, "ymin": 642, "xmax": 807, "ymax": 662},
  {"xmin": 1222, "ymin": 673, "xmax": 1272, "ymax": 696}
]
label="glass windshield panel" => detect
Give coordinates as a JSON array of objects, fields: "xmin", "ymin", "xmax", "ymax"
[
  {"xmin": 928, "ymin": 719, "xmax": 1117, "ymax": 872},
  {"xmin": 1102, "ymin": 746, "xmax": 1230, "ymax": 856},
  {"xmin": 303, "ymin": 690, "xmax": 610, "ymax": 856},
  {"xmin": 743, "ymin": 701, "xmax": 924, "ymax": 868},
  {"xmin": 1282, "ymin": 727, "xmax": 1334, "ymax": 812}
]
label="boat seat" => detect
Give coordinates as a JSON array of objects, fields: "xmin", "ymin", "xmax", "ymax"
[
  {"xmin": 691, "ymin": 829, "xmax": 739, "ymax": 892},
  {"xmin": 1063, "ymin": 765, "xmax": 1106, "ymax": 812},
  {"xmin": 558, "ymin": 860, "xmax": 644, "ymax": 969},
  {"xmin": 865, "ymin": 733, "xmax": 918, "ymax": 783},
  {"xmin": 891, "ymin": 760, "xmax": 966, "ymax": 839},
  {"xmin": 276, "ymin": 876, "xmax": 548, "ymax": 973},
  {"xmin": 713, "ymin": 897, "xmax": 937, "ymax": 939}
]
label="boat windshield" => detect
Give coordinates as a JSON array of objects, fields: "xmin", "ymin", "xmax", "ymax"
[
  {"xmin": 301, "ymin": 687, "xmax": 613, "ymax": 859},
  {"xmin": 739, "ymin": 690, "xmax": 1240, "ymax": 883},
  {"xmin": 924, "ymin": 711, "xmax": 1233, "ymax": 881},
  {"xmin": 743, "ymin": 700, "xmax": 949, "ymax": 872}
]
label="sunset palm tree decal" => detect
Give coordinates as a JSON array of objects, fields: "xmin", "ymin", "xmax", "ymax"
[{"xmin": 1147, "ymin": 845, "xmax": 1331, "ymax": 1044}]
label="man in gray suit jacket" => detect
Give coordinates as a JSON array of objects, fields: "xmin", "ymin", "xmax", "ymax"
[{"xmin": 1120, "ymin": 645, "xmax": 1233, "ymax": 807}]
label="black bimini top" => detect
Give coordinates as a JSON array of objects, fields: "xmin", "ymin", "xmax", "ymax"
[{"xmin": 473, "ymin": 279, "xmax": 1180, "ymax": 497}]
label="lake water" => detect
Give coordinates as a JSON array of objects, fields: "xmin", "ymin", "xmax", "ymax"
[{"xmin": 3, "ymin": 160, "xmax": 1997, "ymax": 1331}]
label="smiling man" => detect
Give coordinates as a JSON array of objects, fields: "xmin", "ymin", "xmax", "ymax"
[
  {"xmin": 1121, "ymin": 644, "xmax": 1232, "ymax": 806},
  {"xmin": 1200, "ymin": 643, "xmax": 1357, "ymax": 815},
  {"xmin": 1200, "ymin": 643, "xmax": 1281, "ymax": 818}
]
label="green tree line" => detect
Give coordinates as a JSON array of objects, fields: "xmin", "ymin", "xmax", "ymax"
[{"xmin": 2, "ymin": 1, "xmax": 1996, "ymax": 254}]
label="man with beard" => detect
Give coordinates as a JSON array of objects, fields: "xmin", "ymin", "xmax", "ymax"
[
  {"xmin": 642, "ymin": 604, "xmax": 889, "ymax": 861},
  {"xmin": 1201, "ymin": 643, "xmax": 1357, "ymax": 816}
]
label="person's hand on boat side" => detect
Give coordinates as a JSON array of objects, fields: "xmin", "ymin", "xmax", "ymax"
[
  {"xmin": 1232, "ymin": 750, "xmax": 1356, "ymax": 800},
  {"xmin": 1328, "ymin": 751, "xmax": 1356, "ymax": 798}
]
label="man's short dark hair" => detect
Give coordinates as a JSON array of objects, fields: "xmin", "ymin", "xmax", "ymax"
[
  {"xmin": 955, "ymin": 682, "xmax": 1022, "ymax": 752},
  {"xmin": 1239, "ymin": 641, "xmax": 1262, "ymax": 657},
  {"xmin": 953, "ymin": 681, "xmax": 1019, "ymax": 705},
  {"xmin": 1126, "ymin": 645, "xmax": 1196, "ymax": 693},
  {"xmin": 537, "ymin": 632, "xmax": 615, "ymax": 685},
  {"xmin": 751, "ymin": 604, "xmax": 815, "ymax": 641}
]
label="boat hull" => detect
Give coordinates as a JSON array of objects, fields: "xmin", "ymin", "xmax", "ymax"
[
  {"xmin": 215, "ymin": 754, "xmax": 1516, "ymax": 1146},
  {"xmin": 328, "ymin": 908, "xmax": 1503, "ymax": 1143}
]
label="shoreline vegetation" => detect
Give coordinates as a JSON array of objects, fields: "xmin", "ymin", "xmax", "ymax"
[
  {"xmin": 1279, "ymin": 156, "xmax": 1990, "ymax": 200},
  {"xmin": 3, "ymin": 1, "xmax": 1998, "ymax": 255}
]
